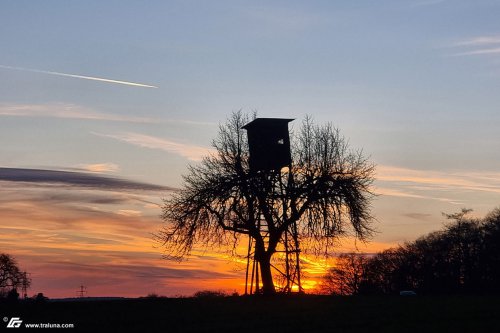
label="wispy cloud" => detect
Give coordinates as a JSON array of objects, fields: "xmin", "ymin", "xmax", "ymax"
[
  {"xmin": 451, "ymin": 48, "xmax": 500, "ymax": 57},
  {"xmin": 94, "ymin": 132, "xmax": 212, "ymax": 161},
  {"xmin": 403, "ymin": 213, "xmax": 432, "ymax": 220},
  {"xmin": 116, "ymin": 209, "xmax": 143, "ymax": 217},
  {"xmin": 448, "ymin": 35, "xmax": 500, "ymax": 57},
  {"xmin": 0, "ymin": 64, "xmax": 157, "ymax": 88},
  {"xmin": 77, "ymin": 163, "xmax": 120, "ymax": 173},
  {"xmin": 377, "ymin": 165, "xmax": 500, "ymax": 194},
  {"xmin": 0, "ymin": 103, "xmax": 157, "ymax": 123},
  {"xmin": 0, "ymin": 103, "xmax": 217, "ymax": 126},
  {"xmin": 375, "ymin": 186, "xmax": 463, "ymax": 205},
  {"xmin": 454, "ymin": 36, "xmax": 500, "ymax": 46},
  {"xmin": 375, "ymin": 165, "xmax": 500, "ymax": 205}
]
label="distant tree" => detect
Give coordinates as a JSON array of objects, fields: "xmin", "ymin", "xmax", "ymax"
[
  {"xmin": 321, "ymin": 253, "xmax": 368, "ymax": 295},
  {"xmin": 403, "ymin": 232, "xmax": 451, "ymax": 293},
  {"xmin": 481, "ymin": 208, "xmax": 500, "ymax": 292},
  {"xmin": 0, "ymin": 253, "xmax": 30, "ymax": 297},
  {"xmin": 442, "ymin": 209, "xmax": 482, "ymax": 292},
  {"xmin": 360, "ymin": 247, "xmax": 407, "ymax": 294},
  {"xmin": 156, "ymin": 112, "xmax": 375, "ymax": 295}
]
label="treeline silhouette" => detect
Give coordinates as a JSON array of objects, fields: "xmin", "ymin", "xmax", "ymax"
[{"xmin": 322, "ymin": 208, "xmax": 500, "ymax": 295}]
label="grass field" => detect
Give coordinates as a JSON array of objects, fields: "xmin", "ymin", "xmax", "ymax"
[{"xmin": 2, "ymin": 295, "xmax": 499, "ymax": 332}]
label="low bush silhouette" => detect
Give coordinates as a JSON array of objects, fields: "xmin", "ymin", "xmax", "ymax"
[{"xmin": 193, "ymin": 290, "xmax": 227, "ymax": 298}]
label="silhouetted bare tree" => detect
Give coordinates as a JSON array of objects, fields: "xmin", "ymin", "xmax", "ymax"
[
  {"xmin": 156, "ymin": 112, "xmax": 375, "ymax": 294},
  {"xmin": 0, "ymin": 253, "xmax": 30, "ymax": 297}
]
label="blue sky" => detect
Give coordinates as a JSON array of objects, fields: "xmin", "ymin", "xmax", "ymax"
[{"xmin": 1, "ymin": 0, "xmax": 500, "ymax": 296}]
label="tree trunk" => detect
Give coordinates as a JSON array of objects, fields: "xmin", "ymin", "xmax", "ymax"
[
  {"xmin": 254, "ymin": 232, "xmax": 277, "ymax": 295},
  {"xmin": 258, "ymin": 254, "xmax": 276, "ymax": 295}
]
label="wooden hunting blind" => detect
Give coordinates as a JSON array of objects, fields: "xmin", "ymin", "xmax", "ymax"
[
  {"xmin": 242, "ymin": 118, "xmax": 294, "ymax": 172},
  {"xmin": 241, "ymin": 117, "xmax": 302, "ymax": 295}
]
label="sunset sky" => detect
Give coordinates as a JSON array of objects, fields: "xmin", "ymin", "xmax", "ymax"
[{"xmin": 1, "ymin": 1, "xmax": 500, "ymax": 298}]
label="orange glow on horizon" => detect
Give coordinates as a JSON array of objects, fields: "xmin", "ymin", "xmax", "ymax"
[{"xmin": 0, "ymin": 182, "xmax": 398, "ymax": 298}]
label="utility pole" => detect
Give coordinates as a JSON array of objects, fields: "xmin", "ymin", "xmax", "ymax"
[{"xmin": 77, "ymin": 284, "xmax": 87, "ymax": 298}]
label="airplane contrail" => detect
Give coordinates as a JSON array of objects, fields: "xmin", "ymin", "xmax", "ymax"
[{"xmin": 0, "ymin": 65, "xmax": 158, "ymax": 88}]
